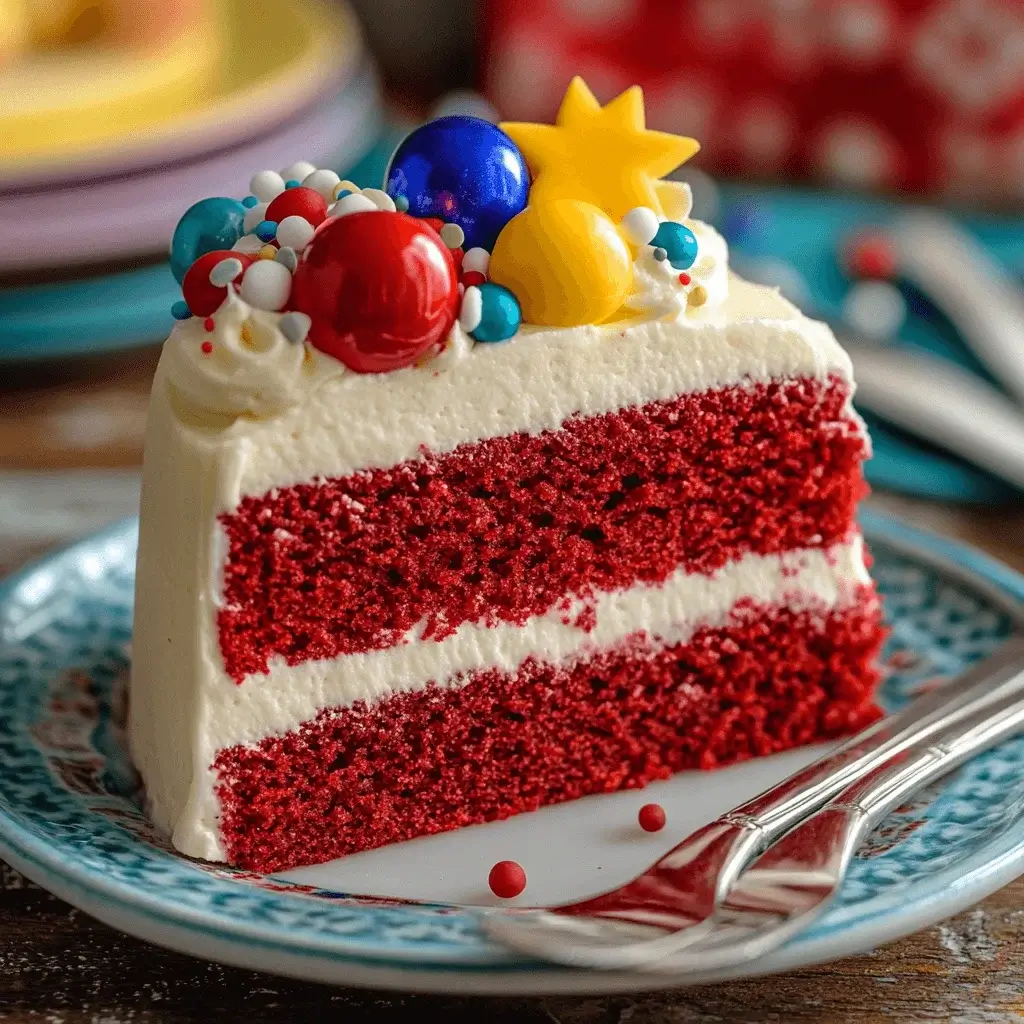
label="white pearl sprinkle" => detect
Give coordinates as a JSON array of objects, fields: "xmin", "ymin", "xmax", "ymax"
[
  {"xmin": 459, "ymin": 285, "xmax": 483, "ymax": 333},
  {"xmin": 462, "ymin": 247, "xmax": 490, "ymax": 275},
  {"xmin": 232, "ymin": 234, "xmax": 265, "ymax": 255},
  {"xmin": 329, "ymin": 192, "xmax": 378, "ymax": 217},
  {"xmin": 276, "ymin": 215, "xmax": 316, "ymax": 250},
  {"xmin": 439, "ymin": 222, "xmax": 465, "ymax": 248},
  {"xmin": 279, "ymin": 311, "xmax": 312, "ymax": 345},
  {"xmin": 621, "ymin": 206, "xmax": 659, "ymax": 246},
  {"xmin": 361, "ymin": 188, "xmax": 397, "ymax": 212},
  {"xmin": 275, "ymin": 246, "xmax": 299, "ymax": 272},
  {"xmin": 249, "ymin": 171, "xmax": 285, "ymax": 203},
  {"xmin": 302, "ymin": 168, "xmax": 342, "ymax": 201},
  {"xmin": 209, "ymin": 258, "xmax": 245, "ymax": 287},
  {"xmin": 280, "ymin": 161, "xmax": 317, "ymax": 184},
  {"xmin": 842, "ymin": 281, "xmax": 906, "ymax": 341},
  {"xmin": 239, "ymin": 259, "xmax": 293, "ymax": 311},
  {"xmin": 243, "ymin": 203, "xmax": 269, "ymax": 233}
]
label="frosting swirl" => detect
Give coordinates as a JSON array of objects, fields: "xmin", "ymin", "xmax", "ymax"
[
  {"xmin": 164, "ymin": 294, "xmax": 311, "ymax": 420},
  {"xmin": 627, "ymin": 220, "xmax": 729, "ymax": 323}
]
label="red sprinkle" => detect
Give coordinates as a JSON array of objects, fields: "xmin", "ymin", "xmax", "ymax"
[
  {"xmin": 677, "ymin": 272, "xmax": 691, "ymax": 285},
  {"xmin": 638, "ymin": 803, "xmax": 667, "ymax": 832},
  {"xmin": 845, "ymin": 232, "xmax": 897, "ymax": 280},
  {"xmin": 201, "ymin": 341, "xmax": 214, "ymax": 354},
  {"xmin": 462, "ymin": 270, "xmax": 487, "ymax": 288},
  {"xmin": 204, "ymin": 317, "xmax": 216, "ymax": 332},
  {"xmin": 489, "ymin": 861, "xmax": 527, "ymax": 899}
]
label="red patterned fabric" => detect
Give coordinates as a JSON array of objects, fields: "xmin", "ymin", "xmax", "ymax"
[{"xmin": 481, "ymin": 0, "xmax": 1024, "ymax": 203}]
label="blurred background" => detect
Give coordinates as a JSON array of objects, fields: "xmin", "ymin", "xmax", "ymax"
[{"xmin": 1, "ymin": 0, "xmax": 1023, "ymax": 576}]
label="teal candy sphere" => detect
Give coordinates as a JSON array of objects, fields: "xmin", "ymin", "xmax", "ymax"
[
  {"xmin": 470, "ymin": 282, "xmax": 521, "ymax": 342},
  {"xmin": 171, "ymin": 197, "xmax": 247, "ymax": 284},
  {"xmin": 651, "ymin": 221, "xmax": 699, "ymax": 271}
]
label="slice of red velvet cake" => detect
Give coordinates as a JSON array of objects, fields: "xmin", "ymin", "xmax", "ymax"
[{"xmin": 131, "ymin": 79, "xmax": 885, "ymax": 872}]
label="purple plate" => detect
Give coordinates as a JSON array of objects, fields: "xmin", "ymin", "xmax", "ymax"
[{"xmin": 0, "ymin": 67, "xmax": 380, "ymax": 271}]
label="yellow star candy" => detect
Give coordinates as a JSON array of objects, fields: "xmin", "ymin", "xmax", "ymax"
[{"xmin": 500, "ymin": 77, "xmax": 699, "ymax": 224}]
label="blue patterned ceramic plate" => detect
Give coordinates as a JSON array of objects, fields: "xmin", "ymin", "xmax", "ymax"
[{"xmin": 0, "ymin": 508, "xmax": 1021, "ymax": 994}]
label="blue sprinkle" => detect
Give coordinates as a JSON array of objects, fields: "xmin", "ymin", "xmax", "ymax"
[
  {"xmin": 255, "ymin": 220, "xmax": 278, "ymax": 242},
  {"xmin": 171, "ymin": 300, "xmax": 192, "ymax": 320},
  {"xmin": 394, "ymin": 194, "xmax": 410, "ymax": 213},
  {"xmin": 335, "ymin": 189, "xmax": 353, "ymax": 200},
  {"xmin": 285, "ymin": 180, "xmax": 301, "ymax": 189},
  {"xmin": 242, "ymin": 195, "xmax": 259, "ymax": 209}
]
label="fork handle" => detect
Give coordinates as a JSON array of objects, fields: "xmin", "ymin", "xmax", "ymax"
[
  {"xmin": 843, "ymin": 687, "xmax": 1024, "ymax": 827},
  {"xmin": 729, "ymin": 635, "xmax": 1024, "ymax": 836}
]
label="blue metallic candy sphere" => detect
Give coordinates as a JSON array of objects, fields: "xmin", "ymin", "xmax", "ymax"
[
  {"xmin": 385, "ymin": 116, "xmax": 530, "ymax": 252},
  {"xmin": 170, "ymin": 197, "xmax": 247, "ymax": 284},
  {"xmin": 651, "ymin": 221, "xmax": 699, "ymax": 271}
]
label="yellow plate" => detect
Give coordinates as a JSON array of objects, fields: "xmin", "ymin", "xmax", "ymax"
[{"xmin": 0, "ymin": 0, "xmax": 361, "ymax": 179}]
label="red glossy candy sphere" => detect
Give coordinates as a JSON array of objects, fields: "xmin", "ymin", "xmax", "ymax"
[
  {"xmin": 182, "ymin": 250, "xmax": 253, "ymax": 317},
  {"xmin": 638, "ymin": 803, "xmax": 666, "ymax": 832},
  {"xmin": 266, "ymin": 186, "xmax": 328, "ymax": 227},
  {"xmin": 488, "ymin": 860, "xmax": 527, "ymax": 899},
  {"xmin": 290, "ymin": 211, "xmax": 460, "ymax": 373}
]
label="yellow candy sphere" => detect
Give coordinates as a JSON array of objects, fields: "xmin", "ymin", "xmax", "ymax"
[{"xmin": 489, "ymin": 200, "xmax": 633, "ymax": 327}]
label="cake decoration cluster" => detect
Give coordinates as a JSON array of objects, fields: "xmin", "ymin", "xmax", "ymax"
[{"xmin": 167, "ymin": 77, "xmax": 707, "ymax": 381}]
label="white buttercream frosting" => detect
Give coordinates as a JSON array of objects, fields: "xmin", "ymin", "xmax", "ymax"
[{"xmin": 164, "ymin": 293, "xmax": 317, "ymax": 421}]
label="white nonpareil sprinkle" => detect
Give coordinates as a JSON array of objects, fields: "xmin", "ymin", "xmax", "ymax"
[
  {"xmin": 280, "ymin": 161, "xmax": 317, "ymax": 183},
  {"xmin": 302, "ymin": 168, "xmax": 342, "ymax": 201},
  {"xmin": 361, "ymin": 188, "xmax": 397, "ymax": 212},
  {"xmin": 208, "ymin": 258, "xmax": 245, "ymax": 287},
  {"xmin": 459, "ymin": 285, "xmax": 483, "ymax": 332},
  {"xmin": 439, "ymin": 222, "xmax": 465, "ymax": 248},
  {"xmin": 330, "ymin": 193, "xmax": 378, "ymax": 217},
  {"xmin": 276, "ymin": 215, "xmax": 316, "ymax": 250},
  {"xmin": 239, "ymin": 259, "xmax": 292, "ymax": 311},
  {"xmin": 462, "ymin": 247, "xmax": 490, "ymax": 274},
  {"xmin": 621, "ymin": 206, "xmax": 659, "ymax": 246},
  {"xmin": 249, "ymin": 171, "xmax": 285, "ymax": 203},
  {"xmin": 274, "ymin": 246, "xmax": 299, "ymax": 272},
  {"xmin": 278, "ymin": 311, "xmax": 312, "ymax": 344}
]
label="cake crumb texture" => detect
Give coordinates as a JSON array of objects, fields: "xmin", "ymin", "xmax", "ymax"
[
  {"xmin": 214, "ymin": 596, "xmax": 885, "ymax": 872},
  {"xmin": 218, "ymin": 377, "xmax": 867, "ymax": 682}
]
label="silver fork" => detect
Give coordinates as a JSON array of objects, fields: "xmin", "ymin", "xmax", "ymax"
[
  {"xmin": 484, "ymin": 635, "xmax": 1024, "ymax": 969},
  {"xmin": 640, "ymin": 682, "xmax": 1024, "ymax": 973}
]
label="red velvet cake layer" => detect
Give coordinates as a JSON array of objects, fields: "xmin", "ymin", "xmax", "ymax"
[
  {"xmin": 214, "ymin": 595, "xmax": 885, "ymax": 872},
  {"xmin": 218, "ymin": 377, "xmax": 867, "ymax": 682}
]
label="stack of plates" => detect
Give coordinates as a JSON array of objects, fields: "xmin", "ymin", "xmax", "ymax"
[{"xmin": 0, "ymin": 0, "xmax": 384, "ymax": 362}]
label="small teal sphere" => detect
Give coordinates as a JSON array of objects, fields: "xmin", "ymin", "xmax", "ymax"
[
  {"xmin": 651, "ymin": 221, "xmax": 699, "ymax": 270},
  {"xmin": 385, "ymin": 116, "xmax": 530, "ymax": 251},
  {"xmin": 471, "ymin": 282, "xmax": 521, "ymax": 343},
  {"xmin": 170, "ymin": 197, "xmax": 247, "ymax": 284},
  {"xmin": 171, "ymin": 300, "xmax": 192, "ymax": 320}
]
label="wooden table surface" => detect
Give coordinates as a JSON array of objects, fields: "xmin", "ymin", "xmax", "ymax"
[{"xmin": 2, "ymin": 349, "xmax": 1024, "ymax": 1024}]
